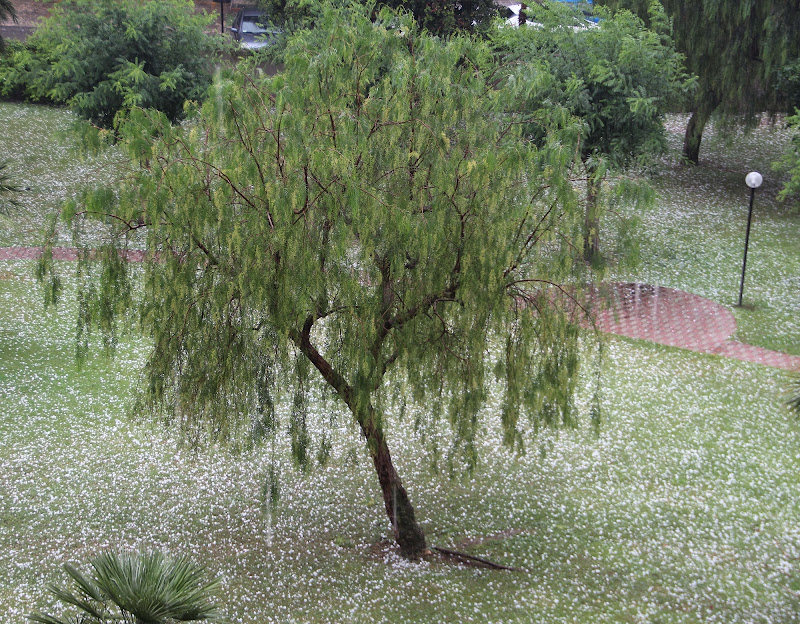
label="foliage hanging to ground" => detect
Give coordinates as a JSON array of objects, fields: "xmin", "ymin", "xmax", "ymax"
[
  {"xmin": 0, "ymin": 159, "xmax": 20, "ymax": 214},
  {"xmin": 0, "ymin": 0, "xmax": 217, "ymax": 128},
  {"xmin": 39, "ymin": 1, "xmax": 597, "ymax": 557}
]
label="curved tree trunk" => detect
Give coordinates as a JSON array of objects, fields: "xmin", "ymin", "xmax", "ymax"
[
  {"xmin": 359, "ymin": 408, "xmax": 427, "ymax": 557},
  {"xmin": 291, "ymin": 324, "xmax": 428, "ymax": 558},
  {"xmin": 683, "ymin": 101, "xmax": 717, "ymax": 165}
]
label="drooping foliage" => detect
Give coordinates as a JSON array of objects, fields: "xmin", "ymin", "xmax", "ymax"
[
  {"xmin": 28, "ymin": 551, "xmax": 221, "ymax": 624},
  {"xmin": 0, "ymin": 159, "xmax": 20, "ymax": 214},
  {"xmin": 598, "ymin": 0, "xmax": 800, "ymax": 164},
  {"xmin": 494, "ymin": 1, "xmax": 690, "ymax": 260},
  {"xmin": 788, "ymin": 376, "xmax": 800, "ymax": 416},
  {"xmin": 775, "ymin": 111, "xmax": 800, "ymax": 208},
  {"xmin": 40, "ymin": 1, "xmax": 594, "ymax": 557},
  {"xmin": 0, "ymin": 0, "xmax": 217, "ymax": 128}
]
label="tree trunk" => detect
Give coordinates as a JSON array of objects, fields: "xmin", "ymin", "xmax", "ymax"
[
  {"xmin": 360, "ymin": 407, "xmax": 428, "ymax": 558},
  {"xmin": 583, "ymin": 173, "xmax": 600, "ymax": 263},
  {"xmin": 290, "ymin": 325, "xmax": 427, "ymax": 558},
  {"xmin": 683, "ymin": 102, "xmax": 716, "ymax": 165}
]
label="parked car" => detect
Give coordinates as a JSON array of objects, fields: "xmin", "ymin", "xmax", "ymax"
[{"xmin": 230, "ymin": 8, "xmax": 280, "ymax": 50}]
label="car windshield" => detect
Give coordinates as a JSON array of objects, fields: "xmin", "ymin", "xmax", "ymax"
[{"xmin": 241, "ymin": 16, "xmax": 270, "ymax": 34}]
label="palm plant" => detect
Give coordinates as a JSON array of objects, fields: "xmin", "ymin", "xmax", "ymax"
[{"xmin": 29, "ymin": 551, "xmax": 221, "ymax": 624}]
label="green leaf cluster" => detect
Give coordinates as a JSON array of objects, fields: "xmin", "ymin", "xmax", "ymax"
[
  {"xmin": 494, "ymin": 1, "xmax": 689, "ymax": 261},
  {"xmin": 258, "ymin": 0, "xmax": 500, "ymax": 36},
  {"xmin": 29, "ymin": 551, "xmax": 221, "ymax": 624},
  {"xmin": 494, "ymin": 1, "xmax": 691, "ymax": 172},
  {"xmin": 774, "ymin": 110, "xmax": 800, "ymax": 208},
  {"xmin": 0, "ymin": 0, "xmax": 218, "ymax": 128}
]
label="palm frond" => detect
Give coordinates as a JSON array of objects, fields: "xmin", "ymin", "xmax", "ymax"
[{"xmin": 33, "ymin": 551, "xmax": 220, "ymax": 624}]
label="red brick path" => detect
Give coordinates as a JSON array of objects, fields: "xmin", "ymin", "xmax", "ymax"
[
  {"xmin": 1, "ymin": 247, "xmax": 798, "ymax": 371},
  {"xmin": 586, "ymin": 283, "xmax": 800, "ymax": 372}
]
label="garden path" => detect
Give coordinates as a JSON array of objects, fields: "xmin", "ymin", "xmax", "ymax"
[
  {"xmin": 1, "ymin": 246, "xmax": 798, "ymax": 371},
  {"xmin": 583, "ymin": 282, "xmax": 800, "ymax": 371}
]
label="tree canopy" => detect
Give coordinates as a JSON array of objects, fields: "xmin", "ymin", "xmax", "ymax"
[
  {"xmin": 494, "ymin": 1, "xmax": 689, "ymax": 260},
  {"xmin": 257, "ymin": 0, "xmax": 499, "ymax": 36},
  {"xmin": 0, "ymin": 0, "xmax": 216, "ymax": 128},
  {"xmin": 598, "ymin": 0, "xmax": 800, "ymax": 164},
  {"xmin": 40, "ymin": 2, "xmax": 596, "ymax": 558}
]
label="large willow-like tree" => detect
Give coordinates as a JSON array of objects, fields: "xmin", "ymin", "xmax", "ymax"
[
  {"xmin": 598, "ymin": 0, "xmax": 800, "ymax": 164},
  {"xmin": 42, "ymin": 2, "xmax": 592, "ymax": 558}
]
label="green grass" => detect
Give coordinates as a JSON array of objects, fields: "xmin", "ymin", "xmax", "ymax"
[
  {"xmin": 1, "ymin": 262, "xmax": 798, "ymax": 623},
  {"xmin": 0, "ymin": 102, "xmax": 120, "ymax": 248},
  {"xmin": 609, "ymin": 115, "xmax": 800, "ymax": 355},
  {"xmin": 1, "ymin": 103, "xmax": 799, "ymax": 623}
]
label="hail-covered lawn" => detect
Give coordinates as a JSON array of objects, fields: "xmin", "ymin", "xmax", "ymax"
[
  {"xmin": 609, "ymin": 115, "xmax": 800, "ymax": 355},
  {"xmin": 1, "ymin": 104, "xmax": 799, "ymax": 623}
]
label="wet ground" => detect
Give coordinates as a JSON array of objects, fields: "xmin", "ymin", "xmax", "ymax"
[{"xmin": 2, "ymin": 246, "xmax": 798, "ymax": 371}]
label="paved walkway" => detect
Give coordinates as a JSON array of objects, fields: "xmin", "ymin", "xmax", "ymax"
[
  {"xmin": 1, "ymin": 246, "xmax": 798, "ymax": 371},
  {"xmin": 584, "ymin": 283, "xmax": 800, "ymax": 372}
]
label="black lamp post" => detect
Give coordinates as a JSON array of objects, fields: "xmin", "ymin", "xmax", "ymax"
[
  {"xmin": 214, "ymin": 0, "xmax": 232, "ymax": 35},
  {"xmin": 737, "ymin": 171, "xmax": 763, "ymax": 307}
]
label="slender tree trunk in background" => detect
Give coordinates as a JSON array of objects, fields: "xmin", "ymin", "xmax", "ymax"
[
  {"xmin": 583, "ymin": 173, "xmax": 601, "ymax": 263},
  {"xmin": 360, "ymin": 407, "xmax": 428, "ymax": 558},
  {"xmin": 683, "ymin": 101, "xmax": 716, "ymax": 165}
]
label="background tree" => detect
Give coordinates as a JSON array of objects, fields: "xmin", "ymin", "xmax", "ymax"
[
  {"xmin": 0, "ymin": 0, "xmax": 16, "ymax": 52},
  {"xmin": 40, "ymin": 2, "xmax": 594, "ymax": 558},
  {"xmin": 598, "ymin": 0, "xmax": 800, "ymax": 164},
  {"xmin": 257, "ymin": 0, "xmax": 499, "ymax": 36},
  {"xmin": 0, "ymin": 0, "xmax": 217, "ymax": 128},
  {"xmin": 494, "ymin": 1, "xmax": 690, "ymax": 261}
]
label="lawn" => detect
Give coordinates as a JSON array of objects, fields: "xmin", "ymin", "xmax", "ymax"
[
  {"xmin": 1, "ymin": 103, "xmax": 799, "ymax": 623},
  {"xmin": 609, "ymin": 115, "xmax": 800, "ymax": 356}
]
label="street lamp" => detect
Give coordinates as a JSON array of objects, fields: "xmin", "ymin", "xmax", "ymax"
[
  {"xmin": 737, "ymin": 171, "xmax": 763, "ymax": 307},
  {"xmin": 213, "ymin": 0, "xmax": 231, "ymax": 35}
]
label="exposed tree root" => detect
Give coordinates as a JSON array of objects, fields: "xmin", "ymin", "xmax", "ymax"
[{"xmin": 431, "ymin": 546, "xmax": 524, "ymax": 572}]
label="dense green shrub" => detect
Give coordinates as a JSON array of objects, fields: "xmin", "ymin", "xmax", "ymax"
[
  {"xmin": 775, "ymin": 110, "xmax": 800, "ymax": 208},
  {"xmin": 0, "ymin": 0, "xmax": 217, "ymax": 128}
]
